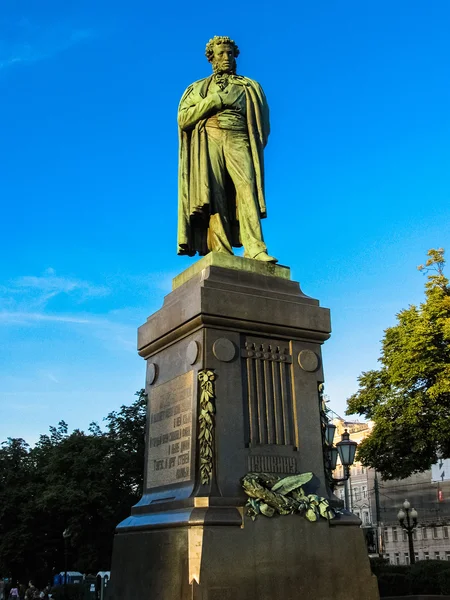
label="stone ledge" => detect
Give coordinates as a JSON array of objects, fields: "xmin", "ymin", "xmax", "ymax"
[
  {"xmin": 173, "ymin": 252, "xmax": 290, "ymax": 290},
  {"xmin": 116, "ymin": 506, "xmax": 243, "ymax": 532},
  {"xmin": 383, "ymin": 596, "xmax": 450, "ymax": 600}
]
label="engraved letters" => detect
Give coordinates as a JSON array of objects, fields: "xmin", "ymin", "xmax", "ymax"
[
  {"xmin": 248, "ymin": 455, "xmax": 297, "ymax": 474},
  {"xmin": 146, "ymin": 371, "xmax": 194, "ymax": 488}
]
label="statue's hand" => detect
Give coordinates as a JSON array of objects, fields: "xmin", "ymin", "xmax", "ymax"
[{"xmin": 219, "ymin": 85, "xmax": 243, "ymax": 108}]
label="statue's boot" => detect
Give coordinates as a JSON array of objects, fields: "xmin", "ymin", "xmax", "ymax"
[{"xmin": 253, "ymin": 251, "xmax": 278, "ymax": 264}]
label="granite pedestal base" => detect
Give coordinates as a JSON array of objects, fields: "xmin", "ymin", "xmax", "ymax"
[
  {"xmin": 109, "ymin": 254, "xmax": 379, "ymax": 600},
  {"xmin": 111, "ymin": 513, "xmax": 379, "ymax": 600}
]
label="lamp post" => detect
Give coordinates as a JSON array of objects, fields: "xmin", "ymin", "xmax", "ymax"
[
  {"xmin": 336, "ymin": 430, "xmax": 358, "ymax": 479},
  {"xmin": 324, "ymin": 426, "xmax": 358, "ymax": 512},
  {"xmin": 398, "ymin": 500, "xmax": 418, "ymax": 565},
  {"xmin": 327, "ymin": 428, "xmax": 358, "ymax": 485},
  {"xmin": 62, "ymin": 528, "xmax": 71, "ymax": 599},
  {"xmin": 325, "ymin": 422, "xmax": 336, "ymax": 447}
]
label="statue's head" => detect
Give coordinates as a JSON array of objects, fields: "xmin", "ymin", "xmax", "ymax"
[{"xmin": 205, "ymin": 36, "xmax": 240, "ymax": 75}]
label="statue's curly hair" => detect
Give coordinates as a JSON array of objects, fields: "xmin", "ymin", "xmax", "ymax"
[{"xmin": 205, "ymin": 36, "xmax": 240, "ymax": 62}]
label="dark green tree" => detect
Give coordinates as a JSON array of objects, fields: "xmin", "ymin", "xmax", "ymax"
[
  {"xmin": 0, "ymin": 438, "xmax": 34, "ymax": 581},
  {"xmin": 104, "ymin": 389, "xmax": 147, "ymax": 500},
  {"xmin": 0, "ymin": 390, "xmax": 147, "ymax": 584},
  {"xmin": 347, "ymin": 249, "xmax": 450, "ymax": 479}
]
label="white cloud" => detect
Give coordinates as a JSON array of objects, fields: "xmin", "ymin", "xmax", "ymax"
[
  {"xmin": 0, "ymin": 21, "xmax": 96, "ymax": 71},
  {"xmin": 6, "ymin": 401, "xmax": 50, "ymax": 413},
  {"xmin": 36, "ymin": 370, "xmax": 59, "ymax": 384},
  {"xmin": 46, "ymin": 373, "xmax": 59, "ymax": 383},
  {"xmin": 13, "ymin": 270, "xmax": 109, "ymax": 301},
  {"xmin": 127, "ymin": 271, "xmax": 177, "ymax": 293},
  {"xmin": 0, "ymin": 268, "xmax": 110, "ymax": 334},
  {"xmin": 0, "ymin": 311, "xmax": 91, "ymax": 325},
  {"xmin": 0, "ymin": 308, "xmax": 136, "ymax": 356},
  {"xmin": 0, "ymin": 269, "xmax": 141, "ymax": 351},
  {"xmin": 0, "ymin": 268, "xmax": 109, "ymax": 313}
]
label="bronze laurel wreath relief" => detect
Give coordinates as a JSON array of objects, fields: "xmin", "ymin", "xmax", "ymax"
[
  {"xmin": 242, "ymin": 472, "xmax": 337, "ymax": 522},
  {"xmin": 198, "ymin": 370, "xmax": 216, "ymax": 484}
]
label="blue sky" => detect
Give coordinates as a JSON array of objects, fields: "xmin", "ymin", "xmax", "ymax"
[{"xmin": 1, "ymin": 0, "xmax": 450, "ymax": 444}]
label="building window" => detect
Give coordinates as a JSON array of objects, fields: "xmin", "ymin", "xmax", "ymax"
[
  {"xmin": 384, "ymin": 528, "xmax": 389, "ymax": 543},
  {"xmin": 444, "ymin": 526, "xmax": 449, "ymax": 539},
  {"xmin": 412, "ymin": 529, "xmax": 417, "ymax": 540},
  {"xmin": 404, "ymin": 553, "xmax": 410, "ymax": 565},
  {"xmin": 403, "ymin": 530, "xmax": 408, "ymax": 542},
  {"xmin": 395, "ymin": 553, "xmax": 400, "ymax": 565},
  {"xmin": 422, "ymin": 527, "xmax": 427, "ymax": 540},
  {"xmin": 433, "ymin": 527, "xmax": 439, "ymax": 539},
  {"xmin": 354, "ymin": 510, "xmax": 360, "ymax": 518},
  {"xmin": 424, "ymin": 552, "xmax": 430, "ymax": 560},
  {"xmin": 435, "ymin": 552, "xmax": 441, "ymax": 560},
  {"xmin": 446, "ymin": 552, "xmax": 450, "ymax": 561},
  {"xmin": 353, "ymin": 487, "xmax": 360, "ymax": 501},
  {"xmin": 393, "ymin": 527, "xmax": 398, "ymax": 542},
  {"xmin": 362, "ymin": 485, "xmax": 367, "ymax": 498},
  {"xmin": 415, "ymin": 552, "xmax": 419, "ymax": 562}
]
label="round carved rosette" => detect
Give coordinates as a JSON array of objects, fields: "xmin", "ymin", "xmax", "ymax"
[
  {"xmin": 298, "ymin": 350, "xmax": 320, "ymax": 372},
  {"xmin": 212, "ymin": 338, "xmax": 236, "ymax": 362},
  {"xmin": 146, "ymin": 362, "xmax": 158, "ymax": 386}
]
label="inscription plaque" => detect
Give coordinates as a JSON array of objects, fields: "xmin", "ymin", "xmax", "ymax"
[
  {"xmin": 147, "ymin": 370, "xmax": 194, "ymax": 488},
  {"xmin": 248, "ymin": 455, "xmax": 297, "ymax": 474}
]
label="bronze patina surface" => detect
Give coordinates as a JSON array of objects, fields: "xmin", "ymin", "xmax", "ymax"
[
  {"xmin": 172, "ymin": 252, "xmax": 290, "ymax": 290},
  {"xmin": 177, "ymin": 36, "xmax": 277, "ymax": 264}
]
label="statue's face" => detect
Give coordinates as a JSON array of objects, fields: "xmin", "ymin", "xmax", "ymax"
[{"xmin": 211, "ymin": 43, "xmax": 236, "ymax": 74}]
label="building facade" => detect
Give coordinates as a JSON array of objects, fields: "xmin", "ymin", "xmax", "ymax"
[{"xmin": 332, "ymin": 418, "xmax": 450, "ymax": 564}]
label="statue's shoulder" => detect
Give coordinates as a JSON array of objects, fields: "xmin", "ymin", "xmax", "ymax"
[
  {"xmin": 190, "ymin": 76, "xmax": 211, "ymax": 89},
  {"xmin": 235, "ymin": 76, "xmax": 267, "ymax": 110},
  {"xmin": 236, "ymin": 75, "xmax": 263, "ymax": 91},
  {"xmin": 181, "ymin": 76, "xmax": 212, "ymax": 100}
]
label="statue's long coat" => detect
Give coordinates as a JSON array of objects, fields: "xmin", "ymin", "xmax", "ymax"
[{"xmin": 177, "ymin": 75, "xmax": 270, "ymax": 256}]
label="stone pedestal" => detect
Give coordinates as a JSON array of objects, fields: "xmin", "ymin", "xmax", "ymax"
[{"xmin": 109, "ymin": 253, "xmax": 379, "ymax": 600}]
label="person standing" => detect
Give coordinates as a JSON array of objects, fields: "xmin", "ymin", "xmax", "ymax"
[{"xmin": 24, "ymin": 582, "xmax": 38, "ymax": 600}]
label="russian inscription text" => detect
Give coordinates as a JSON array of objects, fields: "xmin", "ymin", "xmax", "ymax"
[
  {"xmin": 147, "ymin": 370, "xmax": 194, "ymax": 488},
  {"xmin": 248, "ymin": 455, "xmax": 297, "ymax": 474}
]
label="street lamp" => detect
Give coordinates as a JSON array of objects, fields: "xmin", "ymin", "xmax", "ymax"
[
  {"xmin": 62, "ymin": 528, "xmax": 71, "ymax": 599},
  {"xmin": 397, "ymin": 499, "xmax": 418, "ymax": 564},
  {"xmin": 325, "ymin": 422, "xmax": 337, "ymax": 446},
  {"xmin": 323, "ymin": 427, "xmax": 358, "ymax": 511},
  {"xmin": 330, "ymin": 429, "xmax": 358, "ymax": 484}
]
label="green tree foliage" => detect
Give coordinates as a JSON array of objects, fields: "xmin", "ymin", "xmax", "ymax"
[
  {"xmin": 347, "ymin": 249, "xmax": 450, "ymax": 479},
  {"xmin": 0, "ymin": 390, "xmax": 146, "ymax": 585},
  {"xmin": 0, "ymin": 439, "xmax": 34, "ymax": 579}
]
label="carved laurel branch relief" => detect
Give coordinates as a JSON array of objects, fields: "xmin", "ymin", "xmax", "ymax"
[{"xmin": 198, "ymin": 369, "xmax": 216, "ymax": 485}]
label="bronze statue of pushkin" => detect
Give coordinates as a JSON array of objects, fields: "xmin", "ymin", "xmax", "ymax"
[{"xmin": 177, "ymin": 36, "xmax": 277, "ymax": 263}]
